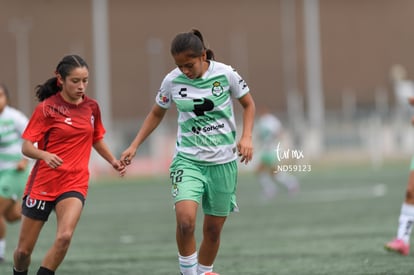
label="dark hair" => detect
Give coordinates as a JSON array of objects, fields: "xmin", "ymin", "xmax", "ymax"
[
  {"xmin": 35, "ymin": 55, "xmax": 89, "ymax": 102},
  {"xmin": 0, "ymin": 83, "xmax": 10, "ymax": 101},
  {"xmin": 170, "ymin": 29, "xmax": 215, "ymax": 60}
]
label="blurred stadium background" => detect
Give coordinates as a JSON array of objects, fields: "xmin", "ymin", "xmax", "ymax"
[
  {"xmin": 1, "ymin": 0, "xmax": 414, "ymax": 176},
  {"xmin": 4, "ymin": 1, "xmax": 414, "ymax": 274}
]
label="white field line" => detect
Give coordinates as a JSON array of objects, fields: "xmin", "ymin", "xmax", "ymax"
[{"xmin": 294, "ymin": 183, "xmax": 387, "ymax": 203}]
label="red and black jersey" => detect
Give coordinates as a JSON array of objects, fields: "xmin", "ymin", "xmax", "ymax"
[{"xmin": 22, "ymin": 93, "xmax": 105, "ymax": 201}]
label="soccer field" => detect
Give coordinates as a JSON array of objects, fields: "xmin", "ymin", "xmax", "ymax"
[{"xmin": 1, "ymin": 160, "xmax": 414, "ymax": 275}]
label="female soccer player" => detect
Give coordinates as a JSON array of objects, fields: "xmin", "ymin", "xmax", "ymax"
[
  {"xmin": 385, "ymin": 96, "xmax": 414, "ymax": 256},
  {"xmin": 121, "ymin": 29, "xmax": 255, "ymax": 275},
  {"xmin": 0, "ymin": 84, "xmax": 30, "ymax": 263},
  {"xmin": 255, "ymin": 106, "xmax": 299, "ymax": 201},
  {"xmin": 12, "ymin": 55, "xmax": 126, "ymax": 275}
]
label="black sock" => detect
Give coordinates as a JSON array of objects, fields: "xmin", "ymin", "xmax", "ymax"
[
  {"xmin": 13, "ymin": 267, "xmax": 28, "ymax": 275},
  {"xmin": 37, "ymin": 266, "xmax": 55, "ymax": 275}
]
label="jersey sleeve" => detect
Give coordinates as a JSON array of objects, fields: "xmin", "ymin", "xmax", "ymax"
[
  {"xmin": 92, "ymin": 102, "xmax": 106, "ymax": 143},
  {"xmin": 22, "ymin": 103, "xmax": 49, "ymax": 142},
  {"xmin": 155, "ymin": 75, "xmax": 172, "ymax": 109},
  {"xmin": 227, "ymin": 66, "xmax": 250, "ymax": 99}
]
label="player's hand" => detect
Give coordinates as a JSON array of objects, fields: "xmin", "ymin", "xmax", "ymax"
[
  {"xmin": 237, "ymin": 136, "xmax": 253, "ymax": 164},
  {"xmin": 16, "ymin": 158, "xmax": 28, "ymax": 171},
  {"xmin": 42, "ymin": 152, "xmax": 63, "ymax": 169},
  {"xmin": 111, "ymin": 159, "xmax": 127, "ymax": 177},
  {"xmin": 409, "ymin": 96, "xmax": 414, "ymax": 106},
  {"xmin": 120, "ymin": 146, "xmax": 137, "ymax": 166}
]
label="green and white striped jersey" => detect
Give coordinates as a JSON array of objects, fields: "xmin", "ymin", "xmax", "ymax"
[
  {"xmin": 256, "ymin": 113, "xmax": 282, "ymax": 151},
  {"xmin": 0, "ymin": 106, "xmax": 28, "ymax": 170},
  {"xmin": 155, "ymin": 60, "xmax": 250, "ymax": 164}
]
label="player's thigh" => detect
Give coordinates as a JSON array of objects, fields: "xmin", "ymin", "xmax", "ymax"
[
  {"xmin": 169, "ymin": 157, "xmax": 205, "ymax": 204},
  {"xmin": 55, "ymin": 193, "xmax": 84, "ymax": 234},
  {"xmin": 203, "ymin": 161, "xmax": 238, "ymax": 216},
  {"xmin": 16, "ymin": 215, "xmax": 45, "ymax": 253},
  {"xmin": 0, "ymin": 196, "xmax": 13, "ymax": 215},
  {"xmin": 4, "ymin": 200, "xmax": 21, "ymax": 222}
]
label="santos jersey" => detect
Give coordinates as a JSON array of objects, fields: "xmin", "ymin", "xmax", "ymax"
[
  {"xmin": 156, "ymin": 60, "xmax": 250, "ymax": 164},
  {"xmin": 257, "ymin": 114, "xmax": 282, "ymax": 144},
  {"xmin": 0, "ymin": 106, "xmax": 28, "ymax": 170}
]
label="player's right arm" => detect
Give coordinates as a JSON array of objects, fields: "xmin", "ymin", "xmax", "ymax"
[
  {"xmin": 22, "ymin": 139, "xmax": 63, "ymax": 169},
  {"xmin": 21, "ymin": 103, "xmax": 63, "ymax": 169},
  {"xmin": 121, "ymin": 104, "xmax": 167, "ymax": 164}
]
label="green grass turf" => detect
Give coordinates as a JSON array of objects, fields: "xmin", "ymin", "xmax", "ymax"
[{"xmin": 1, "ymin": 160, "xmax": 414, "ymax": 274}]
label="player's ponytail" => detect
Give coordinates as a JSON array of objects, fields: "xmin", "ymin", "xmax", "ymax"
[
  {"xmin": 170, "ymin": 29, "xmax": 215, "ymax": 60},
  {"xmin": 191, "ymin": 29, "xmax": 215, "ymax": 60},
  {"xmin": 35, "ymin": 77, "xmax": 60, "ymax": 102},
  {"xmin": 35, "ymin": 55, "xmax": 88, "ymax": 102}
]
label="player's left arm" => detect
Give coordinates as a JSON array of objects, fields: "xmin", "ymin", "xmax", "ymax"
[
  {"xmin": 93, "ymin": 139, "xmax": 126, "ymax": 176},
  {"xmin": 237, "ymin": 92, "xmax": 255, "ymax": 164}
]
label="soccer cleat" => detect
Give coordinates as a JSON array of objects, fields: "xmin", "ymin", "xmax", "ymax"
[{"xmin": 384, "ymin": 238, "xmax": 410, "ymax": 256}]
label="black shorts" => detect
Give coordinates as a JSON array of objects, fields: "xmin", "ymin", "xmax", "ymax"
[{"xmin": 22, "ymin": 191, "xmax": 85, "ymax": 222}]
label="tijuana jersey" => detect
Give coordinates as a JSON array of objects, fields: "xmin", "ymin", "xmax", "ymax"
[{"xmin": 22, "ymin": 93, "xmax": 105, "ymax": 201}]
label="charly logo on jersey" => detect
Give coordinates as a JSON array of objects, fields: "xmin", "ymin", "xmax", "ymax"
[
  {"xmin": 64, "ymin": 117, "xmax": 72, "ymax": 125},
  {"xmin": 179, "ymin": 88, "xmax": 187, "ymax": 97},
  {"xmin": 238, "ymin": 78, "xmax": 247, "ymax": 90},
  {"xmin": 25, "ymin": 196, "xmax": 37, "ymax": 208},
  {"xmin": 211, "ymin": 81, "xmax": 224, "ymax": 96}
]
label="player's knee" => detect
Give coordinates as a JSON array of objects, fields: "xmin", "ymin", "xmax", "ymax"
[
  {"xmin": 14, "ymin": 247, "xmax": 31, "ymax": 262},
  {"xmin": 5, "ymin": 211, "xmax": 21, "ymax": 222},
  {"xmin": 177, "ymin": 221, "xmax": 196, "ymax": 237},
  {"xmin": 55, "ymin": 231, "xmax": 73, "ymax": 250}
]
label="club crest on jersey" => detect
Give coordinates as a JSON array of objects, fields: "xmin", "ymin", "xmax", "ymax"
[
  {"xmin": 211, "ymin": 81, "xmax": 223, "ymax": 96},
  {"xmin": 172, "ymin": 183, "xmax": 179, "ymax": 197},
  {"xmin": 91, "ymin": 115, "xmax": 95, "ymax": 126},
  {"xmin": 25, "ymin": 196, "xmax": 37, "ymax": 208}
]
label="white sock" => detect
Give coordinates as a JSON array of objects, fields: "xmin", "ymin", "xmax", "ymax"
[
  {"xmin": 197, "ymin": 263, "xmax": 213, "ymax": 274},
  {"xmin": 397, "ymin": 203, "xmax": 414, "ymax": 244},
  {"xmin": 0, "ymin": 239, "xmax": 5, "ymax": 258},
  {"xmin": 259, "ymin": 172, "xmax": 277, "ymax": 199},
  {"xmin": 178, "ymin": 252, "xmax": 198, "ymax": 275}
]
